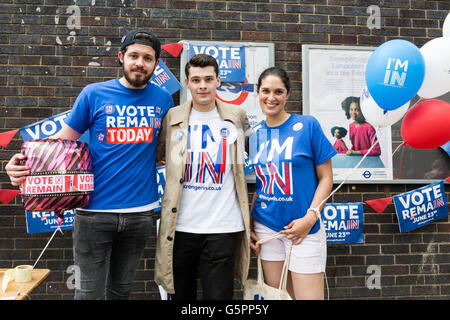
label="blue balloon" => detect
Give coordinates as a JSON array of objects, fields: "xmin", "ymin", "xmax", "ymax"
[{"xmin": 365, "ymin": 39, "xmax": 425, "ymax": 111}]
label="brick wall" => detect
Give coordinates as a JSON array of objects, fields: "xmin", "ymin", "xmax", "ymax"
[{"xmin": 0, "ymin": 0, "xmax": 449, "ymax": 300}]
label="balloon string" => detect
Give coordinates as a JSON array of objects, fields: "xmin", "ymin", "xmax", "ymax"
[
  {"xmin": 314, "ymin": 140, "xmax": 380, "ymax": 212},
  {"xmin": 389, "ymin": 96, "xmax": 423, "ymax": 158},
  {"xmin": 33, "ymin": 227, "xmax": 61, "ymax": 269},
  {"xmin": 11, "ymin": 227, "xmax": 62, "ymax": 299},
  {"xmin": 392, "ymin": 142, "xmax": 404, "ymax": 157}
]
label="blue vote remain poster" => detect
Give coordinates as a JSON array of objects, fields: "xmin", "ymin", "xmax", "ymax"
[
  {"xmin": 19, "ymin": 110, "xmax": 90, "ymax": 143},
  {"xmin": 155, "ymin": 165, "xmax": 166, "ymax": 213},
  {"xmin": 393, "ymin": 180, "xmax": 448, "ymax": 232},
  {"xmin": 151, "ymin": 59, "xmax": 182, "ymax": 95},
  {"xmin": 25, "ymin": 209, "xmax": 75, "ymax": 234},
  {"xmin": 322, "ymin": 202, "xmax": 364, "ymax": 244},
  {"xmin": 189, "ymin": 44, "xmax": 246, "ymax": 82}
]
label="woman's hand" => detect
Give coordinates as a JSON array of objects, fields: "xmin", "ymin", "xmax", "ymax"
[
  {"xmin": 280, "ymin": 211, "xmax": 317, "ymax": 245},
  {"xmin": 280, "ymin": 159, "xmax": 333, "ymax": 245},
  {"xmin": 250, "ymin": 216, "xmax": 261, "ymax": 256},
  {"xmin": 346, "ymin": 149, "xmax": 361, "ymax": 156},
  {"xmin": 250, "ymin": 230, "xmax": 261, "ymax": 256}
]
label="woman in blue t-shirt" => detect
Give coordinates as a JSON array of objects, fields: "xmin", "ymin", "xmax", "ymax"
[{"xmin": 249, "ymin": 67, "xmax": 336, "ymax": 300}]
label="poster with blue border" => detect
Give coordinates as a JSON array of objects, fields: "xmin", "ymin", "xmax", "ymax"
[
  {"xmin": 244, "ymin": 152, "xmax": 254, "ymax": 176},
  {"xmin": 154, "ymin": 165, "xmax": 166, "ymax": 212},
  {"xmin": 25, "ymin": 209, "xmax": 75, "ymax": 234},
  {"xmin": 19, "ymin": 110, "xmax": 89, "ymax": 143},
  {"xmin": 188, "ymin": 44, "xmax": 246, "ymax": 82},
  {"xmin": 322, "ymin": 202, "xmax": 364, "ymax": 244},
  {"xmin": 393, "ymin": 180, "xmax": 448, "ymax": 232}
]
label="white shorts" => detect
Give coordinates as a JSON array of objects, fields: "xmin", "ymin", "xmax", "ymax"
[{"xmin": 254, "ymin": 220, "xmax": 327, "ymax": 274}]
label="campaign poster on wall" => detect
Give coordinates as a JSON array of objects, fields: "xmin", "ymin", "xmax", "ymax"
[
  {"xmin": 393, "ymin": 181, "xmax": 448, "ymax": 232},
  {"xmin": 181, "ymin": 40, "xmax": 274, "ymax": 129},
  {"xmin": 151, "ymin": 59, "xmax": 182, "ymax": 95},
  {"xmin": 188, "ymin": 44, "xmax": 246, "ymax": 82},
  {"xmin": 19, "ymin": 110, "xmax": 90, "ymax": 142},
  {"xmin": 154, "ymin": 165, "xmax": 166, "ymax": 212},
  {"xmin": 322, "ymin": 202, "xmax": 364, "ymax": 244},
  {"xmin": 25, "ymin": 209, "xmax": 75, "ymax": 234},
  {"xmin": 302, "ymin": 45, "xmax": 394, "ymax": 182}
]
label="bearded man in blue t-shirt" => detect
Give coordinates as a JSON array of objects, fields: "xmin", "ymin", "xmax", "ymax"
[{"xmin": 5, "ymin": 30, "xmax": 174, "ymax": 299}]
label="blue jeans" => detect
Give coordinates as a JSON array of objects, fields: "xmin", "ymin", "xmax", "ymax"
[{"xmin": 72, "ymin": 210, "xmax": 154, "ymax": 300}]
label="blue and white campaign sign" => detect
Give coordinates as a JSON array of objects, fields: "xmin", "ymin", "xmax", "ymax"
[
  {"xmin": 244, "ymin": 152, "xmax": 254, "ymax": 176},
  {"xmin": 154, "ymin": 165, "xmax": 166, "ymax": 212},
  {"xmin": 151, "ymin": 59, "xmax": 182, "ymax": 95},
  {"xmin": 441, "ymin": 141, "xmax": 450, "ymax": 156},
  {"xmin": 19, "ymin": 110, "xmax": 90, "ymax": 143},
  {"xmin": 393, "ymin": 181, "xmax": 448, "ymax": 232},
  {"xmin": 181, "ymin": 41, "xmax": 272, "ymax": 128},
  {"xmin": 189, "ymin": 44, "xmax": 246, "ymax": 82},
  {"xmin": 322, "ymin": 202, "xmax": 364, "ymax": 244},
  {"xmin": 25, "ymin": 209, "xmax": 75, "ymax": 234}
]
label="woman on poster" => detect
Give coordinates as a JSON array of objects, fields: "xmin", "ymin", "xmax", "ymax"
[
  {"xmin": 331, "ymin": 126, "xmax": 349, "ymax": 154},
  {"xmin": 341, "ymin": 96, "xmax": 381, "ymax": 156},
  {"xmin": 249, "ymin": 67, "xmax": 336, "ymax": 300}
]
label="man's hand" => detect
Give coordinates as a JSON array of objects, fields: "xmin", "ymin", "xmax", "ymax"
[{"xmin": 5, "ymin": 153, "xmax": 30, "ymax": 186}]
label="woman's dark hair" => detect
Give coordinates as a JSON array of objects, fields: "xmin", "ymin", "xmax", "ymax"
[
  {"xmin": 331, "ymin": 126, "xmax": 347, "ymax": 138},
  {"xmin": 341, "ymin": 96, "xmax": 365, "ymax": 122},
  {"xmin": 256, "ymin": 67, "xmax": 291, "ymax": 93},
  {"xmin": 185, "ymin": 54, "xmax": 219, "ymax": 78}
]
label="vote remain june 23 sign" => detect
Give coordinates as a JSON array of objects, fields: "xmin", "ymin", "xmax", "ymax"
[
  {"xmin": 322, "ymin": 202, "xmax": 364, "ymax": 244},
  {"xmin": 393, "ymin": 181, "xmax": 448, "ymax": 232},
  {"xmin": 188, "ymin": 44, "xmax": 246, "ymax": 82},
  {"xmin": 26, "ymin": 209, "xmax": 75, "ymax": 234}
]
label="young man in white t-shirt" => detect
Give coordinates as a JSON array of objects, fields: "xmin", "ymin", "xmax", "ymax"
[{"xmin": 155, "ymin": 54, "xmax": 252, "ymax": 299}]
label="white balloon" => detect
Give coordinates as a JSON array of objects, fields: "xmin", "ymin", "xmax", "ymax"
[
  {"xmin": 443, "ymin": 12, "xmax": 450, "ymax": 38},
  {"xmin": 417, "ymin": 37, "xmax": 450, "ymax": 99},
  {"xmin": 360, "ymin": 86, "xmax": 409, "ymax": 128}
]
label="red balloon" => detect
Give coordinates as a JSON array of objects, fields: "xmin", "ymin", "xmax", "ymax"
[{"xmin": 401, "ymin": 99, "xmax": 450, "ymax": 149}]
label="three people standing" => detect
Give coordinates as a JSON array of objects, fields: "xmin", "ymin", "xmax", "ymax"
[{"xmin": 5, "ymin": 29, "xmax": 335, "ymax": 300}]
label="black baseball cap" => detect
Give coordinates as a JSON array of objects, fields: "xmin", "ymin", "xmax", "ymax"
[{"xmin": 120, "ymin": 29, "xmax": 161, "ymax": 60}]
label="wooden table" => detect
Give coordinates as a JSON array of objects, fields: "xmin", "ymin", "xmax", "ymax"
[{"xmin": 0, "ymin": 268, "xmax": 50, "ymax": 300}]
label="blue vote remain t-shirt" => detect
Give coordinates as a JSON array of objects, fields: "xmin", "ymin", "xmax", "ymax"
[
  {"xmin": 250, "ymin": 114, "xmax": 337, "ymax": 234},
  {"xmin": 66, "ymin": 79, "xmax": 173, "ymax": 210}
]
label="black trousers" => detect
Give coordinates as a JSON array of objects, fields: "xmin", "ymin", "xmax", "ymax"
[{"xmin": 172, "ymin": 231, "xmax": 238, "ymax": 300}]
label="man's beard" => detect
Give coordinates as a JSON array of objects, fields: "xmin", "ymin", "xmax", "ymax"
[{"xmin": 123, "ymin": 66, "xmax": 154, "ymax": 88}]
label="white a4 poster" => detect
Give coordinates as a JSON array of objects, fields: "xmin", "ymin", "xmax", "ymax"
[{"xmin": 302, "ymin": 45, "xmax": 394, "ymax": 182}]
